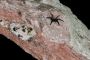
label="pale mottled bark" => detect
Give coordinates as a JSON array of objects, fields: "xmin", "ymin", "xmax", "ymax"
[{"xmin": 0, "ymin": 0, "xmax": 90, "ymax": 60}]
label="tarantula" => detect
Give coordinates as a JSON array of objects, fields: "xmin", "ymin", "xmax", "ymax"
[{"xmin": 47, "ymin": 12, "xmax": 64, "ymax": 25}]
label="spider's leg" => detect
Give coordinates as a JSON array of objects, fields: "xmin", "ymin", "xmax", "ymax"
[
  {"xmin": 50, "ymin": 12, "xmax": 54, "ymax": 17},
  {"xmin": 55, "ymin": 15, "xmax": 60, "ymax": 19},
  {"xmin": 47, "ymin": 17, "xmax": 51, "ymax": 19},
  {"xmin": 57, "ymin": 21, "xmax": 60, "ymax": 25},
  {"xmin": 58, "ymin": 19, "xmax": 64, "ymax": 22},
  {"xmin": 50, "ymin": 20, "xmax": 53, "ymax": 25}
]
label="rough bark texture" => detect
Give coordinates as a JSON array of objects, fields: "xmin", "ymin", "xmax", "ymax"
[{"xmin": 0, "ymin": 0, "xmax": 90, "ymax": 60}]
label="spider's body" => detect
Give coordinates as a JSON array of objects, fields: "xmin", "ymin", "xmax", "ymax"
[{"xmin": 47, "ymin": 12, "xmax": 64, "ymax": 25}]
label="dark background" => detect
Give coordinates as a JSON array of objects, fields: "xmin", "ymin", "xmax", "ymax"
[
  {"xmin": 60, "ymin": 0, "xmax": 90, "ymax": 29},
  {"xmin": 0, "ymin": 0, "xmax": 90, "ymax": 60},
  {"xmin": 0, "ymin": 34, "xmax": 37, "ymax": 60}
]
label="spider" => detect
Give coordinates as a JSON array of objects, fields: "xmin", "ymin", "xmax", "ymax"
[{"xmin": 47, "ymin": 12, "xmax": 64, "ymax": 25}]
